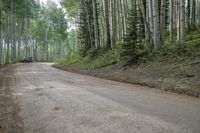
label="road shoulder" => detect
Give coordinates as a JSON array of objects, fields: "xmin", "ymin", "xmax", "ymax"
[
  {"xmin": 0, "ymin": 65, "xmax": 24, "ymax": 133},
  {"xmin": 53, "ymin": 63, "xmax": 200, "ymax": 98}
]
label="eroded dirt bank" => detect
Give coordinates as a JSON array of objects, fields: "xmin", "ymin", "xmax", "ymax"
[{"xmin": 53, "ymin": 62, "xmax": 200, "ymax": 98}]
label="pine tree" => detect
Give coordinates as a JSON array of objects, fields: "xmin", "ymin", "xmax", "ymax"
[
  {"xmin": 122, "ymin": 1, "xmax": 144, "ymax": 62},
  {"xmin": 78, "ymin": 0, "xmax": 95, "ymax": 56}
]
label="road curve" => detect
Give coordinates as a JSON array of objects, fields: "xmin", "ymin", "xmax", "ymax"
[{"xmin": 1, "ymin": 63, "xmax": 200, "ymax": 133}]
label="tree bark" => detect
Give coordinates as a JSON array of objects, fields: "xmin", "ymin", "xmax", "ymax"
[
  {"xmin": 176, "ymin": 0, "xmax": 180, "ymax": 41},
  {"xmin": 111, "ymin": 0, "xmax": 117, "ymax": 48},
  {"xmin": 169, "ymin": 0, "xmax": 174, "ymax": 41},
  {"xmin": 160, "ymin": 0, "xmax": 166, "ymax": 43},
  {"xmin": 92, "ymin": 0, "xmax": 100, "ymax": 49},
  {"xmin": 148, "ymin": 0, "xmax": 154, "ymax": 49},
  {"xmin": 45, "ymin": 20, "xmax": 50, "ymax": 61},
  {"xmin": 0, "ymin": 0, "xmax": 2, "ymax": 64},
  {"xmin": 152, "ymin": 0, "xmax": 162, "ymax": 50},
  {"xmin": 104, "ymin": 0, "xmax": 111, "ymax": 49},
  {"xmin": 180, "ymin": 0, "xmax": 185, "ymax": 45},
  {"xmin": 6, "ymin": 11, "xmax": 10, "ymax": 63}
]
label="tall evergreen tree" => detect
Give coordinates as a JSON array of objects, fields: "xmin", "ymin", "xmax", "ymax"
[
  {"xmin": 122, "ymin": 1, "xmax": 144, "ymax": 62},
  {"xmin": 78, "ymin": 0, "xmax": 95, "ymax": 56}
]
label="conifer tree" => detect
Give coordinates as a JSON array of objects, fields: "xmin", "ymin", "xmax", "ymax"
[
  {"xmin": 122, "ymin": 1, "xmax": 144, "ymax": 62},
  {"xmin": 78, "ymin": 0, "xmax": 95, "ymax": 56}
]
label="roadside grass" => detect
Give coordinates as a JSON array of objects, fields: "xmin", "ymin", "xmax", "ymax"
[
  {"xmin": 0, "ymin": 63, "xmax": 14, "ymax": 69},
  {"xmin": 54, "ymin": 32, "xmax": 200, "ymax": 98}
]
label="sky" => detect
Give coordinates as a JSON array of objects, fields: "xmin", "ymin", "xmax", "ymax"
[{"xmin": 39, "ymin": 0, "xmax": 61, "ymax": 8}]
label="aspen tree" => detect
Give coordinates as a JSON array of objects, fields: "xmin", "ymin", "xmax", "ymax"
[
  {"xmin": 153, "ymin": 0, "xmax": 162, "ymax": 50},
  {"xmin": 180, "ymin": 0, "xmax": 185, "ymax": 45}
]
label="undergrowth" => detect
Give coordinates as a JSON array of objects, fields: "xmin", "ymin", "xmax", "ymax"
[
  {"xmin": 56, "ymin": 30, "xmax": 200, "ymax": 98},
  {"xmin": 60, "ymin": 30, "xmax": 200, "ymax": 69}
]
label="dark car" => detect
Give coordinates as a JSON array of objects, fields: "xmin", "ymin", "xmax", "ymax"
[{"xmin": 23, "ymin": 56, "xmax": 33, "ymax": 63}]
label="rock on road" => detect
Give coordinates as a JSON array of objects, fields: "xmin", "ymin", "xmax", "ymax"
[{"xmin": 1, "ymin": 63, "xmax": 200, "ymax": 133}]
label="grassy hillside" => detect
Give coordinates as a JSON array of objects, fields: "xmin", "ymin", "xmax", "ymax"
[{"xmin": 54, "ymin": 31, "xmax": 200, "ymax": 98}]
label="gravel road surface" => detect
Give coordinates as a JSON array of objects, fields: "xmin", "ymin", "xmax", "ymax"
[{"xmin": 1, "ymin": 63, "xmax": 200, "ymax": 133}]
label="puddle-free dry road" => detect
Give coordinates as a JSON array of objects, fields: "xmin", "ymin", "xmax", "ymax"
[{"xmin": 1, "ymin": 63, "xmax": 200, "ymax": 133}]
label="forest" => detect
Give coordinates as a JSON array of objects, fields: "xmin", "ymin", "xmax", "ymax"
[
  {"xmin": 0, "ymin": 0, "xmax": 200, "ymax": 64},
  {"xmin": 0, "ymin": 0, "xmax": 68, "ymax": 64},
  {"xmin": 64, "ymin": 0, "xmax": 200, "ymax": 60},
  {"xmin": 59, "ymin": 0, "xmax": 200, "ymax": 97}
]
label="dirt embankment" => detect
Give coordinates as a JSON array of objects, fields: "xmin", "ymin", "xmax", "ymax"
[
  {"xmin": 53, "ymin": 60, "xmax": 200, "ymax": 98},
  {"xmin": 0, "ymin": 65, "xmax": 24, "ymax": 133}
]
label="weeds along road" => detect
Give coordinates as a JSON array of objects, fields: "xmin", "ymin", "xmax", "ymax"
[{"xmin": 0, "ymin": 63, "xmax": 200, "ymax": 133}]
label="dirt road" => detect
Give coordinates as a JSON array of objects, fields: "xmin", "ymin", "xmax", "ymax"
[{"xmin": 0, "ymin": 63, "xmax": 200, "ymax": 133}]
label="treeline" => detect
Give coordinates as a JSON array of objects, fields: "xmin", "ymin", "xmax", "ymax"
[
  {"xmin": 1, "ymin": 0, "xmax": 199, "ymax": 65},
  {"xmin": 0, "ymin": 0, "xmax": 35, "ymax": 64},
  {"xmin": 0, "ymin": 0, "xmax": 68, "ymax": 65},
  {"xmin": 65, "ymin": 0, "xmax": 200, "ymax": 61}
]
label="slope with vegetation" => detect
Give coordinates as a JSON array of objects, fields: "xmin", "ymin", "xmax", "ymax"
[{"xmin": 55, "ymin": 0, "xmax": 200, "ymax": 98}]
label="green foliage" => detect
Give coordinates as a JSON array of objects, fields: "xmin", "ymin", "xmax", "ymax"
[
  {"xmin": 86, "ymin": 48, "xmax": 100, "ymax": 58},
  {"xmin": 121, "ymin": 1, "xmax": 146, "ymax": 63},
  {"xmin": 2, "ymin": 0, "xmax": 35, "ymax": 16},
  {"xmin": 78, "ymin": 50, "xmax": 118, "ymax": 69},
  {"xmin": 61, "ymin": 0, "xmax": 78, "ymax": 17},
  {"xmin": 181, "ymin": 65, "xmax": 195, "ymax": 77},
  {"xmin": 33, "ymin": 6, "xmax": 68, "ymax": 61},
  {"xmin": 67, "ymin": 30, "xmax": 79, "ymax": 57},
  {"xmin": 78, "ymin": 0, "xmax": 100, "ymax": 57},
  {"xmin": 160, "ymin": 42, "xmax": 200, "ymax": 58},
  {"xmin": 85, "ymin": 46, "xmax": 107, "ymax": 59},
  {"xmin": 114, "ymin": 41, "xmax": 124, "ymax": 62},
  {"xmin": 57, "ymin": 54, "xmax": 81, "ymax": 65}
]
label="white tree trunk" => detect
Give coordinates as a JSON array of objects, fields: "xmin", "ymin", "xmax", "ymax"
[
  {"xmin": 45, "ymin": 19, "xmax": 50, "ymax": 61},
  {"xmin": 152, "ymin": 0, "xmax": 162, "ymax": 50},
  {"xmin": 160, "ymin": 0, "xmax": 166, "ymax": 43},
  {"xmin": 176, "ymin": 0, "xmax": 180, "ymax": 41},
  {"xmin": 148, "ymin": 0, "xmax": 154, "ymax": 49},
  {"xmin": 189, "ymin": 0, "xmax": 196, "ymax": 25},
  {"xmin": 138, "ymin": 0, "xmax": 149, "ymax": 43},
  {"xmin": 180, "ymin": 0, "xmax": 185, "ymax": 45}
]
